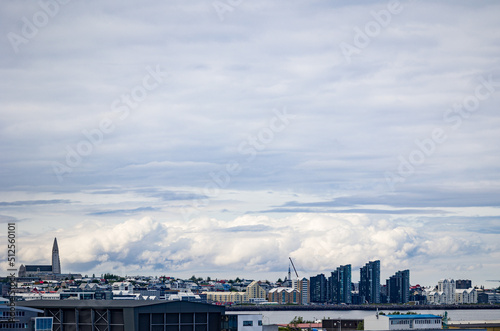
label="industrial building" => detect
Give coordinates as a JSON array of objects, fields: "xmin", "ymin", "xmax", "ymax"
[{"xmin": 19, "ymin": 300, "xmax": 225, "ymax": 331}]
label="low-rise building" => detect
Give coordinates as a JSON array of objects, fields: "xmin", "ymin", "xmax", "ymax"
[
  {"xmin": 205, "ymin": 281, "xmax": 267, "ymax": 305},
  {"xmin": 364, "ymin": 314, "xmax": 442, "ymax": 331},
  {"xmin": 478, "ymin": 292, "xmax": 500, "ymax": 304},
  {"xmin": 205, "ymin": 292, "xmax": 249, "ymax": 305},
  {"xmin": 246, "ymin": 282, "xmax": 267, "ymax": 301},
  {"xmin": 448, "ymin": 320, "xmax": 499, "ymax": 331},
  {"xmin": 19, "ymin": 299, "xmax": 226, "ymax": 331},
  {"xmin": 165, "ymin": 292, "xmax": 202, "ymax": 302},
  {"xmin": 13, "ymin": 292, "xmax": 60, "ymax": 301},
  {"xmin": 425, "ymin": 291, "xmax": 447, "ymax": 304},
  {"xmin": 223, "ymin": 314, "xmax": 263, "ymax": 331},
  {"xmin": 1, "ymin": 298, "xmax": 45, "ymax": 331},
  {"xmin": 267, "ymin": 287, "xmax": 301, "ymax": 304},
  {"xmin": 322, "ymin": 319, "xmax": 362, "ymax": 331},
  {"xmin": 455, "ymin": 288, "xmax": 477, "ymax": 304}
]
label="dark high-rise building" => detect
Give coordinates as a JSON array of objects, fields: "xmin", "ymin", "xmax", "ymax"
[
  {"xmin": 456, "ymin": 279, "xmax": 472, "ymax": 289},
  {"xmin": 387, "ymin": 269, "xmax": 410, "ymax": 303},
  {"xmin": 359, "ymin": 260, "xmax": 380, "ymax": 303},
  {"xmin": 329, "ymin": 264, "xmax": 352, "ymax": 304},
  {"xmin": 380, "ymin": 284, "xmax": 388, "ymax": 304},
  {"xmin": 310, "ymin": 274, "xmax": 328, "ymax": 303}
]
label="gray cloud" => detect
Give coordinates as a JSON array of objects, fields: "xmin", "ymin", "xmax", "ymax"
[
  {"xmin": 277, "ymin": 190, "xmax": 500, "ymax": 209},
  {"xmin": 87, "ymin": 206, "xmax": 159, "ymax": 216},
  {"xmin": 258, "ymin": 207, "xmax": 449, "ymax": 215},
  {"xmin": 0, "ymin": 200, "xmax": 72, "ymax": 206}
]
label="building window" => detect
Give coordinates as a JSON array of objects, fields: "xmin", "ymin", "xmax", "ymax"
[
  {"xmin": 258, "ymin": 321, "xmax": 262, "ymax": 326},
  {"xmin": 35, "ymin": 317, "xmax": 53, "ymax": 331},
  {"xmin": 243, "ymin": 321, "xmax": 253, "ymax": 326}
]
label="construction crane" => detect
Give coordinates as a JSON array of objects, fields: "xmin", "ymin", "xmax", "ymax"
[{"xmin": 289, "ymin": 257, "xmax": 299, "ymax": 278}]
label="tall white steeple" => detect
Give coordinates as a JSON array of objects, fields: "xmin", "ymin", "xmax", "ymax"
[{"xmin": 52, "ymin": 238, "xmax": 61, "ymax": 274}]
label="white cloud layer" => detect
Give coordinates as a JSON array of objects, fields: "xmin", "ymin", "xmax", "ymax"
[{"xmin": 3, "ymin": 214, "xmax": 497, "ymax": 286}]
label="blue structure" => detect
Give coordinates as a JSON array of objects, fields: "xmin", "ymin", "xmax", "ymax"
[{"xmin": 360, "ymin": 260, "xmax": 380, "ymax": 304}]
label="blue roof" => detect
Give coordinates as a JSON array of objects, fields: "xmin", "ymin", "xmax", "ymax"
[{"xmin": 388, "ymin": 315, "xmax": 442, "ymax": 319}]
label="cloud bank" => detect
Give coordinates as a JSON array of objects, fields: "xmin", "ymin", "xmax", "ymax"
[{"xmin": 4, "ymin": 214, "xmax": 496, "ymax": 285}]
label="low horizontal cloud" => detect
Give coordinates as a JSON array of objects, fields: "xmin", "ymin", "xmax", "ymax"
[
  {"xmin": 11, "ymin": 213, "xmax": 496, "ymax": 282},
  {"xmin": 87, "ymin": 206, "xmax": 159, "ymax": 216},
  {"xmin": 260, "ymin": 207, "xmax": 449, "ymax": 215},
  {"xmin": 0, "ymin": 199, "xmax": 72, "ymax": 206}
]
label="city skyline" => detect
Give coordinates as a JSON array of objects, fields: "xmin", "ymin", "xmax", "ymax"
[{"xmin": 1, "ymin": 1, "xmax": 499, "ymax": 286}]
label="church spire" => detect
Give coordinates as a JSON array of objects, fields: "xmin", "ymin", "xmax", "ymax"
[{"xmin": 52, "ymin": 238, "xmax": 61, "ymax": 274}]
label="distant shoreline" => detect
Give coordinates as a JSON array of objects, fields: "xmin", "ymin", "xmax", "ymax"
[{"xmin": 226, "ymin": 304, "xmax": 500, "ymax": 311}]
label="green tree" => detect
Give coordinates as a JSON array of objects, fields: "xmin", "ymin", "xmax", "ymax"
[
  {"xmin": 290, "ymin": 316, "xmax": 305, "ymax": 325},
  {"xmin": 357, "ymin": 321, "xmax": 364, "ymax": 330}
]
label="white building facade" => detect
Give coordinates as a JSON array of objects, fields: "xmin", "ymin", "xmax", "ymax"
[
  {"xmin": 438, "ymin": 279, "xmax": 456, "ymax": 304},
  {"xmin": 365, "ymin": 314, "xmax": 442, "ymax": 331},
  {"xmin": 236, "ymin": 314, "xmax": 263, "ymax": 331},
  {"xmin": 425, "ymin": 291, "xmax": 447, "ymax": 304},
  {"xmin": 455, "ymin": 288, "xmax": 477, "ymax": 304}
]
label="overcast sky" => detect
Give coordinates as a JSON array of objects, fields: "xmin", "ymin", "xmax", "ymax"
[{"xmin": 1, "ymin": 0, "xmax": 499, "ymax": 287}]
